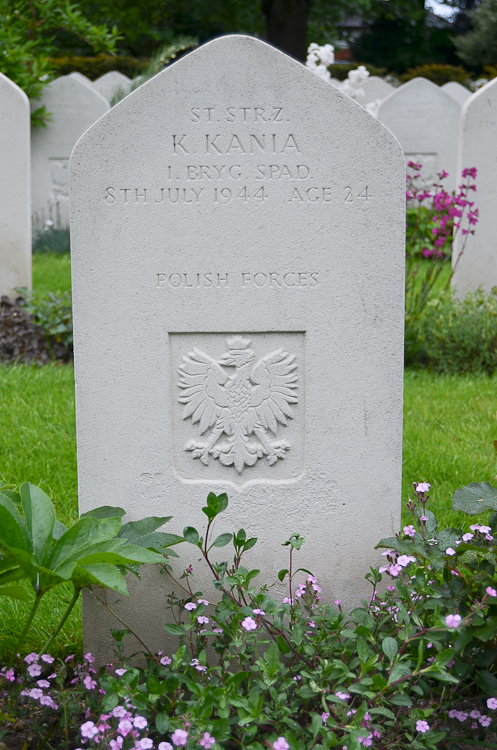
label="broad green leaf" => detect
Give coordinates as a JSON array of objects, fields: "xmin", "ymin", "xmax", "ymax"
[
  {"xmin": 388, "ymin": 692, "xmax": 412, "ymax": 706},
  {"xmin": 453, "ymin": 482, "xmax": 497, "ymax": 515},
  {"xmin": 156, "ymin": 712, "xmax": 169, "ymax": 733},
  {"xmin": 20, "ymin": 483, "xmax": 55, "ymax": 565},
  {"xmin": 53, "ymin": 520, "xmax": 67, "ymax": 540},
  {"xmin": 243, "ymin": 537, "xmax": 257, "ymax": 551},
  {"xmin": 278, "ymin": 569, "xmax": 289, "ymax": 582},
  {"xmin": 0, "ymin": 567, "xmax": 25, "ymax": 587},
  {"xmin": 119, "ymin": 516, "xmax": 172, "ymax": 539},
  {"xmin": 0, "ymin": 494, "xmax": 28, "ymax": 551},
  {"xmin": 264, "ymin": 642, "xmax": 280, "ymax": 671},
  {"xmin": 76, "ymin": 544, "xmax": 165, "ymax": 566},
  {"xmin": 80, "ymin": 505, "xmax": 126, "ymax": 519},
  {"xmin": 164, "ymin": 623, "xmax": 184, "ymax": 636},
  {"xmin": 183, "ymin": 526, "xmax": 200, "ymax": 545},
  {"xmin": 475, "ymin": 669, "xmax": 497, "ymax": 694},
  {"xmin": 368, "ymin": 707, "xmax": 395, "ymax": 720},
  {"xmin": 0, "ymin": 585, "xmax": 30, "ymax": 602},
  {"xmin": 73, "ymin": 563, "xmax": 128, "ymax": 595},
  {"xmin": 387, "ymin": 662, "xmax": 411, "ymax": 685},
  {"xmin": 357, "ymin": 637, "xmax": 370, "ymax": 663},
  {"xmin": 211, "ymin": 533, "xmax": 232, "ymax": 548},
  {"xmin": 49, "ymin": 517, "xmax": 123, "ymax": 570},
  {"xmin": 1, "ymin": 490, "xmax": 21, "ymax": 504}
]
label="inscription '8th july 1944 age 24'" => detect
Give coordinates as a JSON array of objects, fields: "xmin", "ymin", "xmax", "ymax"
[{"xmin": 178, "ymin": 336, "xmax": 298, "ymax": 475}]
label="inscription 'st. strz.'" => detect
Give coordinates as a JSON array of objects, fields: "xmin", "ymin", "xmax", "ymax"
[{"xmin": 178, "ymin": 336, "xmax": 298, "ymax": 474}]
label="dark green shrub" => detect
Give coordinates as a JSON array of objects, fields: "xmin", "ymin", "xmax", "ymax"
[
  {"xmin": 401, "ymin": 63, "xmax": 470, "ymax": 85},
  {"xmin": 418, "ymin": 288, "xmax": 497, "ymax": 374},
  {"xmin": 49, "ymin": 54, "xmax": 148, "ymax": 80},
  {"xmin": 32, "ymin": 228, "xmax": 70, "ymax": 255}
]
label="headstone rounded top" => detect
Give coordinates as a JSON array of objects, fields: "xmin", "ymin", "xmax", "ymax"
[
  {"xmin": 0, "ymin": 71, "xmax": 29, "ymax": 108},
  {"xmin": 441, "ymin": 81, "xmax": 471, "ymax": 106},
  {"xmin": 380, "ymin": 76, "xmax": 461, "ymax": 108},
  {"xmin": 460, "ymin": 75, "xmax": 497, "ymax": 117},
  {"xmin": 93, "ymin": 71, "xmax": 132, "ymax": 100},
  {"xmin": 69, "ymin": 71, "xmax": 93, "ymax": 87},
  {"xmin": 352, "ymin": 76, "xmax": 393, "ymax": 106},
  {"xmin": 39, "ymin": 75, "xmax": 110, "ymax": 109}
]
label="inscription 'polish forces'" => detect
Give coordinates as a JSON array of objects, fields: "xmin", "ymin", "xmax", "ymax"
[{"xmin": 178, "ymin": 336, "xmax": 298, "ymax": 474}]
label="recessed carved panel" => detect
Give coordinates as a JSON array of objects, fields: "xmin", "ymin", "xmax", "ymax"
[{"xmin": 170, "ymin": 332, "xmax": 304, "ymax": 486}]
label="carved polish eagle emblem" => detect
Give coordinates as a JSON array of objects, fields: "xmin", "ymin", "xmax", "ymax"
[{"xmin": 177, "ymin": 336, "xmax": 298, "ymax": 474}]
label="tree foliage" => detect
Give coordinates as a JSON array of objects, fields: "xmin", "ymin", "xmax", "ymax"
[{"xmin": 454, "ymin": 0, "xmax": 497, "ymax": 65}]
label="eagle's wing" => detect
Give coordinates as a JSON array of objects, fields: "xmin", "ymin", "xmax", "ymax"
[
  {"xmin": 247, "ymin": 348, "xmax": 298, "ymax": 434},
  {"xmin": 178, "ymin": 348, "xmax": 228, "ymax": 434}
]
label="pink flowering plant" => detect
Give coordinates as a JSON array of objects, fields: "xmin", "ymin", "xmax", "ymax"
[{"xmin": 405, "ymin": 163, "xmax": 478, "ymax": 359}]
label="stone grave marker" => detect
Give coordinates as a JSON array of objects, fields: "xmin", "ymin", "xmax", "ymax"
[
  {"xmin": 0, "ymin": 73, "xmax": 31, "ymax": 298},
  {"xmin": 442, "ymin": 81, "xmax": 471, "ymax": 106},
  {"xmin": 69, "ymin": 71, "xmax": 94, "ymax": 88},
  {"xmin": 93, "ymin": 71, "xmax": 132, "ymax": 101},
  {"xmin": 352, "ymin": 76, "xmax": 393, "ymax": 107},
  {"xmin": 31, "ymin": 75, "xmax": 109, "ymax": 230},
  {"xmin": 452, "ymin": 78, "xmax": 497, "ymax": 295},
  {"xmin": 378, "ymin": 77, "xmax": 461, "ymax": 190},
  {"xmin": 70, "ymin": 34, "xmax": 406, "ymax": 661}
]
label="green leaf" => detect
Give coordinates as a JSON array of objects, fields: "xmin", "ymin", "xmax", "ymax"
[
  {"xmin": 475, "ymin": 669, "xmax": 497, "ymax": 694},
  {"xmin": 0, "ymin": 494, "xmax": 28, "ymax": 551},
  {"xmin": 243, "ymin": 537, "xmax": 257, "ymax": 551},
  {"xmin": 202, "ymin": 492, "xmax": 228, "ymax": 520},
  {"xmin": 74, "ymin": 563, "xmax": 128, "ymax": 595},
  {"xmin": 277, "ymin": 635, "xmax": 291, "ymax": 654},
  {"xmin": 278, "ymin": 569, "xmax": 289, "ymax": 582},
  {"xmin": 49, "ymin": 516, "xmax": 122, "ymax": 571},
  {"xmin": 453, "ymin": 482, "xmax": 497, "ymax": 515},
  {"xmin": 183, "ymin": 526, "xmax": 200, "ymax": 546},
  {"xmin": 210, "ymin": 533, "xmax": 232, "ymax": 548},
  {"xmin": 388, "ymin": 662, "xmax": 411, "ymax": 685},
  {"xmin": 156, "ymin": 712, "xmax": 169, "ymax": 733},
  {"xmin": 357, "ymin": 637, "xmax": 370, "ymax": 663},
  {"xmin": 20, "ymin": 483, "xmax": 55, "ymax": 566},
  {"xmin": 382, "ymin": 637, "xmax": 399, "ymax": 662},
  {"xmin": 164, "ymin": 623, "xmax": 184, "ymax": 636},
  {"xmin": 76, "ymin": 544, "xmax": 165, "ymax": 566},
  {"xmin": 119, "ymin": 516, "xmax": 172, "ymax": 539},
  {"xmin": 388, "ymin": 692, "xmax": 412, "ymax": 706},
  {"xmin": 53, "ymin": 520, "xmax": 67, "ymax": 540},
  {"xmin": 81, "ymin": 505, "xmax": 126, "ymax": 519},
  {"xmin": 368, "ymin": 707, "xmax": 396, "ymax": 720},
  {"xmin": 0, "ymin": 585, "xmax": 30, "ymax": 602},
  {"xmin": 264, "ymin": 642, "xmax": 280, "ymax": 671}
]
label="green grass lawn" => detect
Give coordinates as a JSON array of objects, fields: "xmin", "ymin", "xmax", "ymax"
[{"xmin": 1, "ymin": 253, "xmax": 496, "ymax": 662}]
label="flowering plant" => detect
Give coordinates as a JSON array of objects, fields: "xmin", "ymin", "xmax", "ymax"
[{"xmin": 405, "ymin": 163, "xmax": 478, "ymax": 360}]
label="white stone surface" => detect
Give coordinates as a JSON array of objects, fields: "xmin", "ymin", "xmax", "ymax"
[
  {"xmin": 68, "ymin": 71, "xmax": 93, "ymax": 88},
  {"xmin": 353, "ymin": 77, "xmax": 393, "ymax": 107},
  {"xmin": 70, "ymin": 35, "xmax": 406, "ymax": 662},
  {"xmin": 93, "ymin": 71, "xmax": 132, "ymax": 101},
  {"xmin": 378, "ymin": 77, "xmax": 461, "ymax": 191},
  {"xmin": 442, "ymin": 81, "xmax": 471, "ymax": 106},
  {"xmin": 452, "ymin": 78, "xmax": 497, "ymax": 295},
  {"xmin": 0, "ymin": 73, "xmax": 31, "ymax": 298},
  {"xmin": 31, "ymin": 75, "xmax": 109, "ymax": 230}
]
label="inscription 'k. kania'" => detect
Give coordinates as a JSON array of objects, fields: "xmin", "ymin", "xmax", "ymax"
[{"xmin": 178, "ymin": 336, "xmax": 298, "ymax": 474}]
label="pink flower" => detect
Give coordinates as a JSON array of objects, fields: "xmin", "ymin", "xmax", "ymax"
[
  {"xmin": 397, "ymin": 555, "xmax": 416, "ymax": 567},
  {"xmin": 171, "ymin": 729, "xmax": 188, "ymax": 746},
  {"xmin": 273, "ymin": 738, "xmax": 289, "ymax": 750},
  {"xmin": 487, "ymin": 587, "xmax": 497, "ymax": 597},
  {"xmin": 416, "ymin": 720, "xmax": 430, "ymax": 733},
  {"xmin": 37, "ymin": 680, "xmax": 50, "ymax": 688},
  {"xmin": 115, "ymin": 668, "xmax": 127, "ymax": 676},
  {"xmin": 84, "ymin": 653, "xmax": 95, "ymax": 663},
  {"xmin": 462, "ymin": 533, "xmax": 473, "ymax": 542},
  {"xmin": 420, "ymin": 515, "xmax": 428, "ymax": 522},
  {"xmin": 487, "ymin": 697, "xmax": 497, "ymax": 710},
  {"xmin": 403, "ymin": 525, "xmax": 416, "ymax": 537},
  {"xmin": 159, "ymin": 744, "xmax": 173, "ymax": 750},
  {"xmin": 282, "ymin": 597, "xmax": 294, "ymax": 604},
  {"xmin": 160, "ymin": 656, "xmax": 172, "ymax": 666},
  {"xmin": 40, "ymin": 695, "xmax": 58, "ymax": 709},
  {"xmin": 480, "ymin": 715, "xmax": 491, "ymax": 727},
  {"xmin": 358, "ymin": 734, "xmax": 373, "ymax": 747},
  {"xmin": 241, "ymin": 616, "xmax": 257, "ymax": 631},
  {"xmin": 199, "ymin": 732, "xmax": 216, "ymax": 748},
  {"xmin": 4, "ymin": 669, "xmax": 15, "ymax": 682},
  {"xmin": 470, "ymin": 710, "xmax": 481, "ymax": 719},
  {"xmin": 118, "ymin": 720, "xmax": 133, "ymax": 736},
  {"xmin": 112, "ymin": 706, "xmax": 128, "ymax": 717},
  {"xmin": 28, "ymin": 664, "xmax": 42, "ymax": 677},
  {"xmin": 134, "ymin": 716, "xmax": 148, "ymax": 729},
  {"xmin": 83, "ymin": 675, "xmax": 97, "ymax": 689},
  {"xmin": 41, "ymin": 654, "xmax": 54, "ymax": 664},
  {"xmin": 335, "ymin": 691, "xmax": 350, "ymax": 700},
  {"xmin": 198, "ymin": 599, "xmax": 209, "ymax": 606},
  {"xmin": 389, "ymin": 564, "xmax": 403, "ymax": 577},
  {"xmin": 184, "ymin": 602, "xmax": 197, "ymax": 611},
  {"xmin": 81, "ymin": 721, "xmax": 100, "ymax": 739},
  {"xmin": 110, "ymin": 739, "xmax": 123, "ymax": 750},
  {"xmin": 197, "ymin": 616, "xmax": 209, "ymax": 625},
  {"xmin": 138, "ymin": 740, "xmax": 154, "ymax": 749},
  {"xmin": 24, "ymin": 653, "xmax": 39, "ymax": 665},
  {"xmin": 253, "ymin": 609, "xmax": 265, "ymax": 615},
  {"xmin": 321, "ymin": 713, "xmax": 329, "ymax": 722},
  {"xmin": 446, "ymin": 614, "xmax": 462, "ymax": 628},
  {"xmin": 416, "ymin": 483, "xmax": 431, "ymax": 493},
  {"xmin": 445, "ymin": 548, "xmax": 456, "ymax": 556}
]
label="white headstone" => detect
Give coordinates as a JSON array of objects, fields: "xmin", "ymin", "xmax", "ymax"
[
  {"xmin": 0, "ymin": 73, "xmax": 31, "ymax": 298},
  {"xmin": 442, "ymin": 81, "xmax": 471, "ymax": 106},
  {"xmin": 378, "ymin": 77, "xmax": 461, "ymax": 190},
  {"xmin": 69, "ymin": 71, "xmax": 93, "ymax": 88},
  {"xmin": 329, "ymin": 78, "xmax": 342, "ymax": 88},
  {"xmin": 70, "ymin": 35, "xmax": 405, "ymax": 661},
  {"xmin": 452, "ymin": 78, "xmax": 497, "ymax": 295},
  {"xmin": 352, "ymin": 77, "xmax": 393, "ymax": 107},
  {"xmin": 31, "ymin": 76, "xmax": 109, "ymax": 230},
  {"xmin": 93, "ymin": 71, "xmax": 132, "ymax": 101}
]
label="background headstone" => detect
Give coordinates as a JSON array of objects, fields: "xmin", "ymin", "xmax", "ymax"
[
  {"xmin": 452, "ymin": 78, "xmax": 497, "ymax": 295},
  {"xmin": 31, "ymin": 75, "xmax": 109, "ymax": 230},
  {"xmin": 378, "ymin": 77, "xmax": 461, "ymax": 190},
  {"xmin": 352, "ymin": 76, "xmax": 393, "ymax": 107},
  {"xmin": 442, "ymin": 81, "xmax": 471, "ymax": 106},
  {"xmin": 0, "ymin": 73, "xmax": 31, "ymax": 298},
  {"xmin": 68, "ymin": 71, "xmax": 94, "ymax": 88},
  {"xmin": 70, "ymin": 35, "xmax": 405, "ymax": 662},
  {"xmin": 93, "ymin": 71, "xmax": 132, "ymax": 101}
]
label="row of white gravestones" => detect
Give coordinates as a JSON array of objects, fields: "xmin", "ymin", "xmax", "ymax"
[
  {"xmin": 31, "ymin": 75, "xmax": 110, "ymax": 231},
  {"xmin": 69, "ymin": 70, "xmax": 133, "ymax": 99},
  {"xmin": 0, "ymin": 73, "xmax": 31, "ymax": 298},
  {"xmin": 69, "ymin": 34, "xmax": 406, "ymax": 662}
]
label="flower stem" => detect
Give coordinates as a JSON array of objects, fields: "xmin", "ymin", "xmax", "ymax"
[
  {"xmin": 41, "ymin": 586, "xmax": 81, "ymax": 654},
  {"xmin": 6, "ymin": 592, "xmax": 43, "ymax": 669}
]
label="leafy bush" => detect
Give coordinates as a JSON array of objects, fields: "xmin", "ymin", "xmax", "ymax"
[
  {"xmin": 32, "ymin": 227, "xmax": 70, "ymax": 255},
  {"xmin": 400, "ymin": 64, "xmax": 470, "ymax": 85},
  {"xmin": 418, "ymin": 287, "xmax": 497, "ymax": 374},
  {"xmin": 5, "ymin": 484, "xmax": 497, "ymax": 749},
  {"xmin": 49, "ymin": 53, "xmax": 148, "ymax": 80},
  {"xmin": 16, "ymin": 287, "xmax": 73, "ymax": 358}
]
